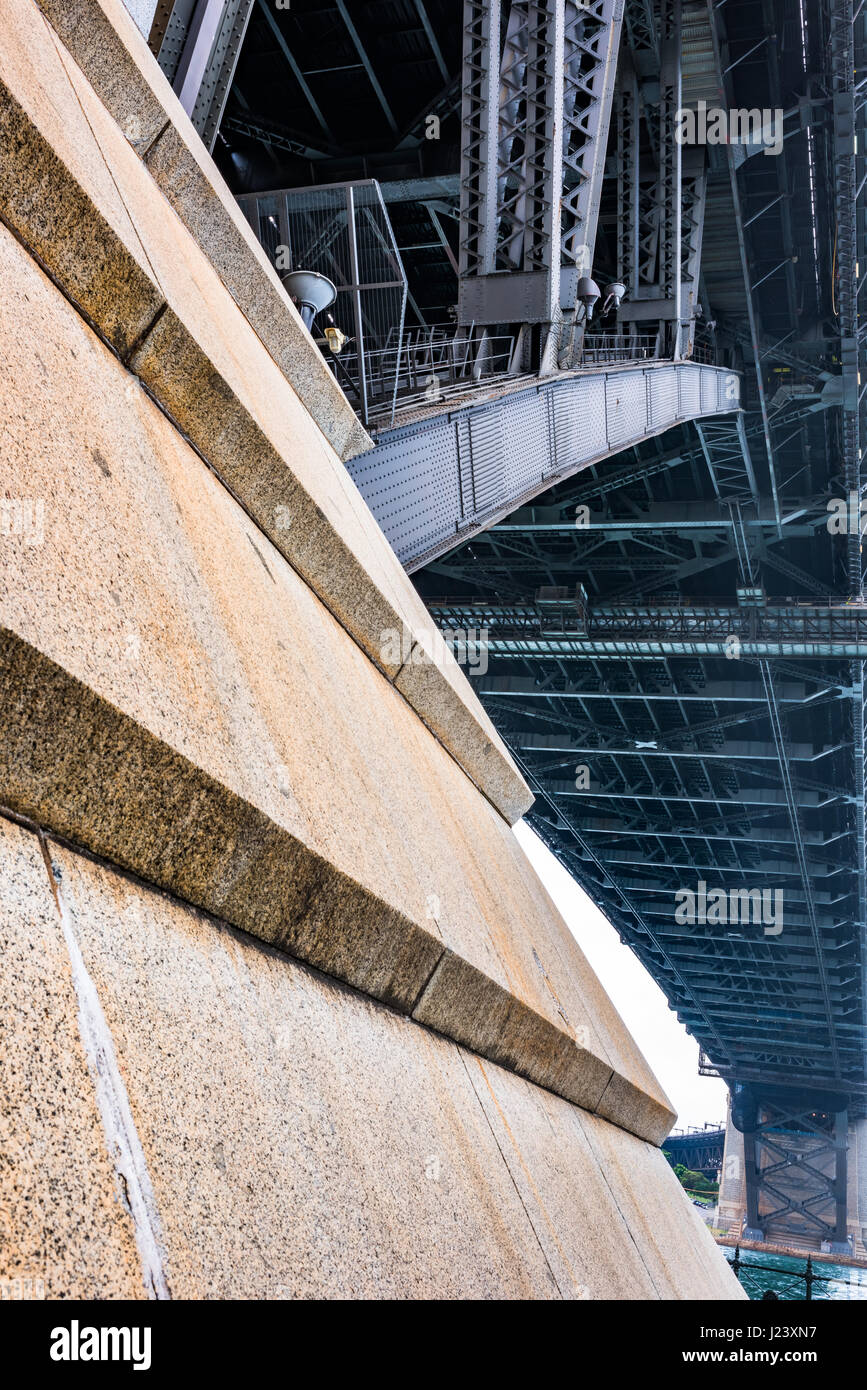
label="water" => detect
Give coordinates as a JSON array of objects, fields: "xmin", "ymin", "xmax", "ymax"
[{"xmin": 724, "ymin": 1247, "xmax": 867, "ymax": 1301}]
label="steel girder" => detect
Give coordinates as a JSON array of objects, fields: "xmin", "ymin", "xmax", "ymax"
[
  {"xmin": 738, "ymin": 1094, "xmax": 850, "ymax": 1248},
  {"xmin": 727, "ymin": 501, "xmax": 843, "ymax": 1079},
  {"xmin": 664, "ymin": 1130, "xmax": 725, "ymax": 1174},
  {"xmin": 616, "ymin": 1, "xmax": 688, "ymax": 357},
  {"xmin": 830, "ymin": 0, "xmax": 867, "ymax": 1068},
  {"xmin": 704, "ymin": 0, "xmax": 781, "ymax": 530},
  {"xmin": 459, "ymin": 0, "xmax": 502, "ymax": 280},
  {"xmin": 492, "ymin": 498, "xmax": 822, "ymax": 533},
  {"xmin": 657, "ymin": 2, "xmax": 682, "ymax": 352},
  {"xmin": 421, "ymin": 580, "xmax": 864, "ymax": 1089},
  {"xmin": 495, "ymin": 0, "xmax": 564, "ymax": 358},
  {"xmin": 711, "ymin": 0, "xmax": 867, "ymax": 1100},
  {"xmin": 457, "ymin": 0, "xmax": 623, "ymax": 360},
  {"xmin": 426, "ymin": 598, "xmax": 867, "ymax": 661},
  {"xmin": 623, "ymin": 0, "xmax": 659, "ymax": 70},
  {"xmin": 477, "ymin": 674, "xmax": 828, "ymax": 701},
  {"xmin": 370, "ymin": 0, "xmax": 867, "ymax": 1115},
  {"xmin": 680, "ymin": 149, "xmax": 707, "ymax": 357},
  {"xmin": 150, "ymin": 0, "xmax": 255, "ymax": 149},
  {"xmin": 560, "ymin": 0, "xmax": 624, "ymax": 270},
  {"xmin": 615, "ymin": 56, "xmax": 640, "ymax": 306}
]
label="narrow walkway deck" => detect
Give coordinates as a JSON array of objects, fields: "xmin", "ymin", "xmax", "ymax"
[{"xmin": 347, "ymin": 360, "xmax": 740, "ymax": 570}]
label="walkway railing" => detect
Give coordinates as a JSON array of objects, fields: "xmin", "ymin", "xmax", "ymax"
[
  {"xmin": 727, "ymin": 1245, "xmax": 864, "ymax": 1300},
  {"xmin": 330, "ymin": 323, "xmax": 517, "ymax": 425}
]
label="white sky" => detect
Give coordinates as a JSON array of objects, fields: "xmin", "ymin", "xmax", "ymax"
[{"xmin": 514, "ymin": 821, "xmax": 728, "ymax": 1131}]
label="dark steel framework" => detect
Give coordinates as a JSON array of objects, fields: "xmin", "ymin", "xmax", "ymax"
[{"xmin": 664, "ymin": 1126, "xmax": 725, "ymax": 1176}]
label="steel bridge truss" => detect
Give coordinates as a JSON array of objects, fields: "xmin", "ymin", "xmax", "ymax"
[
  {"xmin": 734, "ymin": 1089, "xmax": 850, "ymax": 1250},
  {"xmin": 416, "ymin": 567, "xmax": 867, "ymax": 1098},
  {"xmin": 615, "ymin": 1, "xmax": 700, "ymax": 360},
  {"xmin": 458, "ymin": 0, "xmax": 624, "ymax": 367},
  {"xmin": 664, "ymin": 1127, "xmax": 725, "ymax": 1176},
  {"xmin": 149, "ymin": 0, "xmax": 255, "ymax": 149}
]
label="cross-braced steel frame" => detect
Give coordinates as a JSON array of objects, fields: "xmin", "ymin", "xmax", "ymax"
[{"xmin": 457, "ymin": 0, "xmax": 624, "ymax": 365}]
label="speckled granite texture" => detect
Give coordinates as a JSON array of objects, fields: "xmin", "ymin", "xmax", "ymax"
[
  {"xmin": 0, "ymin": 816, "xmax": 744, "ymax": 1299},
  {"xmin": 0, "ymin": 210, "xmax": 674, "ymax": 1147}
]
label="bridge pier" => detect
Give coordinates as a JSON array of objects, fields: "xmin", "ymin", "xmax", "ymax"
[{"xmin": 719, "ymin": 1089, "xmax": 867, "ymax": 1257}]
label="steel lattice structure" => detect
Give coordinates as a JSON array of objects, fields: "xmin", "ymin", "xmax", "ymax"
[{"xmin": 457, "ymin": 0, "xmax": 624, "ymax": 367}]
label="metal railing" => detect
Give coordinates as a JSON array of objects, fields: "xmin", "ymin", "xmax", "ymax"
[
  {"xmin": 332, "ymin": 323, "xmax": 517, "ymax": 424},
  {"xmin": 237, "ymin": 179, "xmax": 408, "ymax": 428},
  {"xmin": 575, "ymin": 334, "xmax": 721, "ymax": 368},
  {"xmin": 689, "ymin": 340, "xmax": 721, "ymax": 366},
  {"xmin": 727, "ymin": 1245, "xmax": 864, "ymax": 1301},
  {"xmin": 579, "ymin": 333, "xmax": 660, "ymax": 365}
]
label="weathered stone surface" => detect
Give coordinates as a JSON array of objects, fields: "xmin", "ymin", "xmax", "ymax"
[
  {"xmin": 0, "ymin": 628, "xmax": 446, "ymax": 1016},
  {"xmin": 0, "ymin": 221, "xmax": 671, "ymax": 1140},
  {"xmin": 0, "ymin": 0, "xmax": 531, "ymax": 827},
  {"xmin": 26, "ymin": 831, "xmax": 739, "ymax": 1299},
  {"xmin": 468, "ymin": 1055, "xmax": 662, "ymax": 1297},
  {"xmin": 0, "ymin": 817, "xmax": 145, "ymax": 1299},
  {"xmin": 413, "ymin": 950, "xmax": 614, "ymax": 1112},
  {"xmin": 47, "ymin": 835, "xmax": 560, "ymax": 1299},
  {"xmin": 576, "ymin": 1108, "xmax": 744, "ymax": 1299},
  {"xmin": 471, "ymin": 1058, "xmax": 745, "ymax": 1300},
  {"xmin": 396, "ymin": 636, "xmax": 532, "ymax": 823},
  {"xmin": 32, "ymin": 0, "xmax": 369, "ymax": 463},
  {"xmin": 0, "ymin": 15, "xmax": 162, "ymax": 355},
  {"xmin": 594, "ymin": 1070, "xmax": 676, "ymax": 1149},
  {"xmin": 413, "ymin": 951, "xmax": 672, "ymax": 1142}
]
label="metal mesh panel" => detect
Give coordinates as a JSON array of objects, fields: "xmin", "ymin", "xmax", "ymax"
[
  {"xmin": 342, "ymin": 367, "xmax": 740, "ymax": 567},
  {"xmin": 679, "ymin": 366, "xmax": 701, "ymax": 418},
  {"xmin": 606, "ymin": 372, "xmax": 647, "ymax": 447},
  {"xmin": 504, "ymin": 394, "xmax": 548, "ymax": 493},
  {"xmin": 700, "ymin": 366, "xmax": 717, "ymax": 414},
  {"xmin": 349, "ymin": 427, "xmax": 460, "ymax": 566},
  {"xmin": 648, "ymin": 366, "xmax": 677, "ymax": 429},
  {"xmin": 569, "ymin": 375, "xmax": 607, "ymax": 458},
  {"xmin": 239, "ymin": 181, "xmax": 407, "ymax": 426},
  {"xmin": 468, "ymin": 407, "xmax": 506, "ymax": 512}
]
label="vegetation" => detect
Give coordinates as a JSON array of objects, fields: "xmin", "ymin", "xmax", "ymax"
[{"xmin": 673, "ymin": 1164, "xmax": 719, "ymax": 1203}]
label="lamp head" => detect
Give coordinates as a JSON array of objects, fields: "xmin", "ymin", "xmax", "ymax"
[
  {"xmin": 576, "ymin": 275, "xmax": 602, "ymax": 320},
  {"xmin": 603, "ymin": 281, "xmax": 627, "ymax": 311},
  {"xmin": 281, "ymin": 268, "xmax": 337, "ymax": 331}
]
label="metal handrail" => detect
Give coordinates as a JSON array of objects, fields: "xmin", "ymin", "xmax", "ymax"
[
  {"xmin": 324, "ymin": 327, "xmax": 517, "ymax": 418},
  {"xmin": 727, "ymin": 1244, "xmax": 864, "ymax": 1300}
]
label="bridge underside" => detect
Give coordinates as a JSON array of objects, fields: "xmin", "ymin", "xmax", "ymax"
[{"xmin": 402, "ymin": 0, "xmax": 867, "ymax": 1186}]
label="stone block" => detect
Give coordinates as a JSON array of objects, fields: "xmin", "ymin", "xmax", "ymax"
[{"xmin": 0, "ymin": 817, "xmax": 145, "ymax": 1298}]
